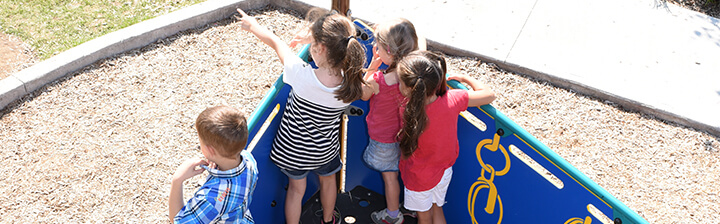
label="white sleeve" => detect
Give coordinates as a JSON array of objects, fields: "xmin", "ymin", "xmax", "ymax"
[{"xmin": 282, "ymin": 54, "xmax": 308, "ymax": 85}]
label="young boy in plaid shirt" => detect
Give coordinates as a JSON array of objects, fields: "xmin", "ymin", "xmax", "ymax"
[{"xmin": 169, "ymin": 106, "xmax": 259, "ymax": 223}]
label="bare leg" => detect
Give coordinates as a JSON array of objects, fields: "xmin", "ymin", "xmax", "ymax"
[
  {"xmin": 382, "ymin": 171, "xmax": 401, "ymax": 212},
  {"xmin": 319, "ymin": 173, "xmax": 338, "ymax": 223},
  {"xmin": 285, "ymin": 177, "xmax": 307, "ymax": 224},
  {"xmin": 416, "ymin": 209, "xmax": 432, "ymax": 224},
  {"xmin": 431, "ymin": 204, "xmax": 446, "ymax": 224}
]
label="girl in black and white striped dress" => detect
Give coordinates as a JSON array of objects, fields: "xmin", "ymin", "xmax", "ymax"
[{"xmin": 238, "ymin": 8, "xmax": 366, "ymax": 224}]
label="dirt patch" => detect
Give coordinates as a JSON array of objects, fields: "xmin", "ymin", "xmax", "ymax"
[{"xmin": 0, "ymin": 33, "xmax": 36, "ymax": 80}]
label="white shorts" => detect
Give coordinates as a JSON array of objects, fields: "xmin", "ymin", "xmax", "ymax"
[{"xmin": 403, "ymin": 167, "xmax": 453, "ymax": 212}]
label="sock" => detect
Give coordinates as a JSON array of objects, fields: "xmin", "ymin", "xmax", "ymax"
[{"xmin": 387, "ymin": 209, "xmax": 400, "ymax": 218}]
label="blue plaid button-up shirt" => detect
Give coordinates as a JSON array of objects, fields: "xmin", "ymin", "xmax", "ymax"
[{"xmin": 174, "ymin": 150, "xmax": 259, "ymax": 224}]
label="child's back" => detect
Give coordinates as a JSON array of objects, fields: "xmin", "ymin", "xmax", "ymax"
[
  {"xmin": 360, "ymin": 18, "xmax": 419, "ymax": 224},
  {"xmin": 237, "ymin": 8, "xmax": 366, "ymax": 224},
  {"xmin": 169, "ymin": 106, "xmax": 258, "ymax": 223},
  {"xmin": 363, "ymin": 18, "xmax": 419, "ymax": 144},
  {"xmin": 396, "ymin": 51, "xmax": 496, "ymax": 223},
  {"xmin": 175, "ymin": 150, "xmax": 259, "ymax": 223}
]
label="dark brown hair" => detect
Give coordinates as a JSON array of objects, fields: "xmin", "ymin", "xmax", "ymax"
[
  {"xmin": 195, "ymin": 106, "xmax": 248, "ymax": 158},
  {"xmin": 308, "ymin": 9, "xmax": 366, "ymax": 103},
  {"xmin": 398, "ymin": 51, "xmax": 447, "ymax": 158},
  {"xmin": 374, "ymin": 18, "xmax": 419, "ymax": 72}
]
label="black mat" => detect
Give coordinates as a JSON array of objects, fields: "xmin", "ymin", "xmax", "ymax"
[{"xmin": 300, "ymin": 186, "xmax": 417, "ymax": 224}]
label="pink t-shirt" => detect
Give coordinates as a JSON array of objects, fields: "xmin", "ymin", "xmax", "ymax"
[
  {"xmin": 366, "ymin": 71, "xmax": 404, "ymax": 143},
  {"xmin": 399, "ymin": 89, "xmax": 469, "ymax": 191}
]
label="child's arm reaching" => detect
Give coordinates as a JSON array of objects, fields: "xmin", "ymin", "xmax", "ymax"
[
  {"xmin": 237, "ymin": 8, "xmax": 294, "ymax": 64},
  {"xmin": 364, "ymin": 46, "xmax": 383, "ymax": 80},
  {"xmin": 361, "ymin": 77, "xmax": 378, "ymax": 101},
  {"xmin": 361, "ymin": 52, "xmax": 381, "ymax": 101},
  {"xmin": 169, "ymin": 158, "xmax": 209, "ymax": 219},
  {"xmin": 289, "ymin": 26, "xmax": 311, "ymax": 48},
  {"xmin": 448, "ymin": 74, "xmax": 496, "ymax": 107}
]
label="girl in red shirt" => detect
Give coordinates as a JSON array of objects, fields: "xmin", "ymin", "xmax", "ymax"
[
  {"xmin": 360, "ymin": 18, "xmax": 420, "ymax": 224},
  {"xmin": 397, "ymin": 51, "xmax": 496, "ymax": 224}
]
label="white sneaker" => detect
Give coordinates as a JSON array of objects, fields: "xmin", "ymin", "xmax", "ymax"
[{"xmin": 370, "ymin": 208, "xmax": 404, "ymax": 224}]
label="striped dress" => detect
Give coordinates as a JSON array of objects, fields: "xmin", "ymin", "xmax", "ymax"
[{"xmin": 270, "ymin": 55, "xmax": 349, "ymax": 171}]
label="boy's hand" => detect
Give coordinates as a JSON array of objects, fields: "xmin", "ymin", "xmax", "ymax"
[
  {"xmin": 172, "ymin": 158, "xmax": 209, "ymax": 183},
  {"xmin": 236, "ymin": 8, "xmax": 258, "ymax": 31},
  {"xmin": 169, "ymin": 157, "xmax": 207, "ymax": 219},
  {"xmin": 208, "ymin": 161, "xmax": 217, "ymax": 169}
]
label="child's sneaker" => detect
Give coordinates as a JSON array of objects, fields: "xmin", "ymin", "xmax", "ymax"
[
  {"xmin": 321, "ymin": 209, "xmax": 342, "ymax": 224},
  {"xmin": 370, "ymin": 208, "xmax": 404, "ymax": 224},
  {"xmin": 399, "ymin": 204, "xmax": 417, "ymax": 218}
]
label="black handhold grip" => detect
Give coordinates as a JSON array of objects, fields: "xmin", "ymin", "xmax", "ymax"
[
  {"xmin": 360, "ymin": 32, "xmax": 369, "ymax": 41},
  {"xmin": 497, "ymin": 128, "xmax": 505, "ymax": 136},
  {"xmin": 350, "ymin": 108, "xmax": 363, "ymax": 116}
]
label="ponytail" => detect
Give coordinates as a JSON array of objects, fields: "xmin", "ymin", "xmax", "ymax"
[
  {"xmin": 397, "ymin": 50, "xmax": 448, "ymax": 158},
  {"xmin": 307, "ymin": 10, "xmax": 367, "ymax": 103},
  {"xmin": 425, "ymin": 51, "xmax": 447, "ymax": 96},
  {"xmin": 399, "ymin": 77, "xmax": 428, "ymax": 157},
  {"xmin": 336, "ymin": 37, "xmax": 366, "ymax": 103}
]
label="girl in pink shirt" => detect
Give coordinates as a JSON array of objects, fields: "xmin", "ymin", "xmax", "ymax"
[
  {"xmin": 397, "ymin": 51, "xmax": 496, "ymax": 224},
  {"xmin": 360, "ymin": 18, "xmax": 419, "ymax": 224}
]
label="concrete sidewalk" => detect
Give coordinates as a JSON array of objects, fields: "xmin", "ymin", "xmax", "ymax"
[{"xmin": 299, "ymin": 0, "xmax": 720, "ymax": 136}]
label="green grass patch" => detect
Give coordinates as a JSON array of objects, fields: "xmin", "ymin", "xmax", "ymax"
[{"xmin": 0, "ymin": 0, "xmax": 206, "ymax": 59}]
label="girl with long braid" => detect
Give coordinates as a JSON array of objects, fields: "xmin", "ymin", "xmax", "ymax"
[{"xmin": 397, "ymin": 51, "xmax": 496, "ymax": 224}]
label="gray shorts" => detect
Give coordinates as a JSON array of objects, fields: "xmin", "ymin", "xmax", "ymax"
[{"xmin": 363, "ymin": 139, "xmax": 400, "ymax": 172}]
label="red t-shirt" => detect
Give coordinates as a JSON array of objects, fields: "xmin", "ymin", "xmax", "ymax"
[
  {"xmin": 399, "ymin": 89, "xmax": 469, "ymax": 191},
  {"xmin": 365, "ymin": 71, "xmax": 404, "ymax": 143}
]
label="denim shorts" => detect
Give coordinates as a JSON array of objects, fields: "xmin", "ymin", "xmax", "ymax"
[
  {"xmin": 279, "ymin": 155, "xmax": 342, "ymax": 180},
  {"xmin": 363, "ymin": 139, "xmax": 400, "ymax": 172}
]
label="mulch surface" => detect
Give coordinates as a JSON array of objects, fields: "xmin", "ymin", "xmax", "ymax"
[{"xmin": 669, "ymin": 0, "xmax": 720, "ymax": 18}]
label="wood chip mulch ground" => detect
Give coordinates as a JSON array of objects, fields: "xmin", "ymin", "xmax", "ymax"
[
  {"xmin": 0, "ymin": 7, "xmax": 718, "ymax": 223},
  {"xmin": 668, "ymin": 0, "xmax": 720, "ymax": 18}
]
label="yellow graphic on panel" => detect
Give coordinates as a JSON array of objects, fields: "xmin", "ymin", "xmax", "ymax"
[
  {"xmin": 468, "ymin": 130, "xmax": 511, "ymax": 224},
  {"xmin": 565, "ymin": 216, "xmax": 592, "ymax": 224}
]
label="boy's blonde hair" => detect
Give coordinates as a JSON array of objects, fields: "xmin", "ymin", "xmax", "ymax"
[
  {"xmin": 195, "ymin": 106, "xmax": 248, "ymax": 158},
  {"xmin": 375, "ymin": 18, "xmax": 419, "ymax": 72}
]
